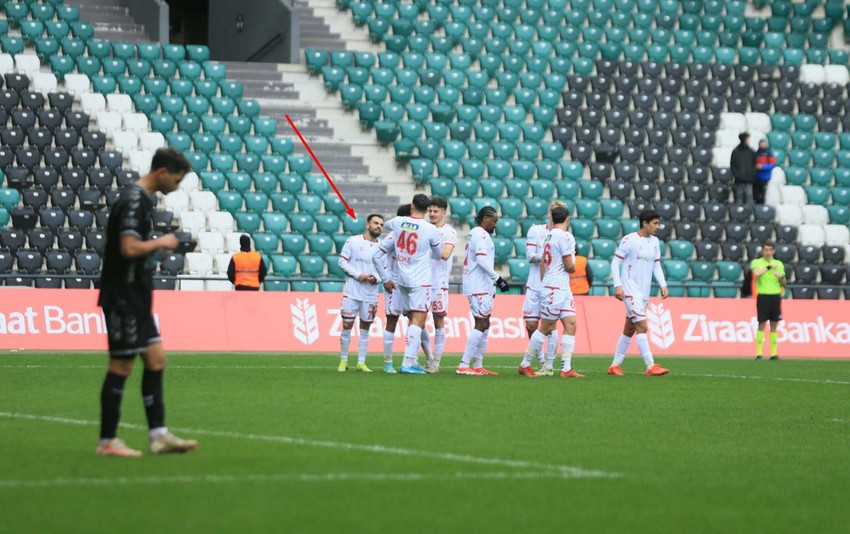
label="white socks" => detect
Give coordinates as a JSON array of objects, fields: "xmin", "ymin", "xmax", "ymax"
[
  {"xmin": 472, "ymin": 328, "xmax": 489, "ymax": 368},
  {"xmin": 612, "ymin": 334, "xmax": 632, "ymax": 366},
  {"xmin": 461, "ymin": 329, "xmax": 485, "ymax": 367},
  {"xmin": 403, "ymin": 325, "xmax": 422, "ymax": 367},
  {"xmin": 561, "ymin": 334, "xmax": 576, "ymax": 372},
  {"xmin": 522, "ymin": 330, "xmax": 547, "ymax": 367},
  {"xmin": 340, "ymin": 329, "xmax": 352, "ymax": 361},
  {"xmin": 434, "ymin": 328, "xmax": 446, "ymax": 363},
  {"xmin": 357, "ymin": 328, "xmax": 369, "ymax": 364},
  {"xmin": 636, "ymin": 333, "xmax": 654, "ymax": 368},
  {"xmin": 383, "ymin": 329, "xmax": 394, "ymax": 363},
  {"xmin": 545, "ymin": 332, "xmax": 558, "ymax": 368},
  {"xmin": 420, "ymin": 327, "xmax": 433, "ymax": 360}
]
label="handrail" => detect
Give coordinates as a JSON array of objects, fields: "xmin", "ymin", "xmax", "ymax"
[{"xmin": 245, "ymin": 31, "xmax": 285, "ymax": 62}]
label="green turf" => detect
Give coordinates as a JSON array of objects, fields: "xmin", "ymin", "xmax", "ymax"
[{"xmin": 0, "ymin": 352, "xmax": 847, "ymax": 532}]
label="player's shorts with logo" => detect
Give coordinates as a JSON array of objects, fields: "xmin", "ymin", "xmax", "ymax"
[
  {"xmin": 431, "ymin": 287, "xmax": 449, "ymax": 314},
  {"xmin": 384, "ymin": 288, "xmax": 401, "ymax": 316},
  {"xmin": 341, "ymin": 295, "xmax": 377, "ymax": 323},
  {"xmin": 623, "ymin": 292, "xmax": 649, "ymax": 322},
  {"xmin": 756, "ymin": 294, "xmax": 782, "ymax": 323},
  {"xmin": 397, "ymin": 285, "xmax": 431, "ymax": 313},
  {"xmin": 540, "ymin": 286, "xmax": 576, "ymax": 320},
  {"xmin": 468, "ymin": 292, "xmax": 495, "ymax": 318},
  {"xmin": 102, "ymin": 294, "xmax": 160, "ymax": 358},
  {"xmin": 522, "ymin": 288, "xmax": 542, "ymax": 320}
]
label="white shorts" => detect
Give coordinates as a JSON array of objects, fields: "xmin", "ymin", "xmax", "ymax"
[
  {"xmin": 397, "ymin": 286, "xmax": 431, "ymax": 313},
  {"xmin": 624, "ymin": 292, "xmax": 648, "ymax": 322},
  {"xmin": 468, "ymin": 292, "xmax": 494, "ymax": 318},
  {"xmin": 541, "ymin": 287, "xmax": 576, "ymax": 320},
  {"xmin": 431, "ymin": 287, "xmax": 449, "ymax": 315},
  {"xmin": 385, "ymin": 288, "xmax": 401, "ymax": 317},
  {"xmin": 522, "ymin": 288, "xmax": 542, "ymax": 320},
  {"xmin": 341, "ymin": 295, "xmax": 377, "ymax": 323}
]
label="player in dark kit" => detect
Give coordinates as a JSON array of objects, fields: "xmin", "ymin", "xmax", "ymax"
[{"xmin": 96, "ymin": 148, "xmax": 198, "ymax": 457}]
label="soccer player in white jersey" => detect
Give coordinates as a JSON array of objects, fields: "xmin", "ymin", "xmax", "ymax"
[
  {"xmin": 522, "ymin": 200, "xmax": 567, "ymax": 375},
  {"xmin": 458, "ymin": 206, "xmax": 510, "ymax": 376},
  {"xmin": 373, "ymin": 194, "xmax": 442, "ymax": 374},
  {"xmin": 519, "ymin": 206, "xmax": 584, "ymax": 378},
  {"xmin": 609, "ymin": 209, "xmax": 670, "ymax": 376},
  {"xmin": 379, "ymin": 204, "xmax": 410, "ymax": 374},
  {"xmin": 425, "ymin": 197, "xmax": 457, "ymax": 373},
  {"xmin": 337, "ymin": 214, "xmax": 384, "ymax": 373}
]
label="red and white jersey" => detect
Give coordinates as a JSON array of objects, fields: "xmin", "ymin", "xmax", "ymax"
[
  {"xmin": 525, "ymin": 223, "xmax": 548, "ymax": 291},
  {"xmin": 462, "ymin": 226, "xmax": 497, "ymax": 295},
  {"xmin": 430, "ymin": 222, "xmax": 457, "ymax": 290},
  {"xmin": 377, "ymin": 216, "xmax": 440, "ymax": 288},
  {"xmin": 338, "ymin": 235, "xmax": 380, "ymax": 301},
  {"xmin": 541, "ymin": 228, "xmax": 576, "ymax": 288},
  {"xmin": 612, "ymin": 232, "xmax": 662, "ymax": 297}
]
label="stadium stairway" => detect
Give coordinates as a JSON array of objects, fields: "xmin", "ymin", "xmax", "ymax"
[
  {"xmin": 66, "ymin": 0, "xmax": 149, "ymax": 42},
  {"xmin": 295, "ymin": 0, "xmax": 383, "ymax": 53}
]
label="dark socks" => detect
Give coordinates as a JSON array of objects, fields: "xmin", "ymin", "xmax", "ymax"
[
  {"xmin": 142, "ymin": 368, "xmax": 165, "ymax": 430},
  {"xmin": 100, "ymin": 371, "xmax": 127, "ymax": 439}
]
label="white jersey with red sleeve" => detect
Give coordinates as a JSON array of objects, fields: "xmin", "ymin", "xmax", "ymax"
[
  {"xmin": 611, "ymin": 232, "xmax": 663, "ymax": 298},
  {"xmin": 541, "ymin": 228, "xmax": 576, "ymax": 288},
  {"xmin": 338, "ymin": 235, "xmax": 380, "ymax": 302},
  {"xmin": 524, "ymin": 223, "xmax": 547, "ymax": 291},
  {"xmin": 385, "ymin": 216, "xmax": 440, "ymax": 288},
  {"xmin": 462, "ymin": 226, "xmax": 498, "ymax": 296},
  {"xmin": 430, "ymin": 222, "xmax": 457, "ymax": 290}
]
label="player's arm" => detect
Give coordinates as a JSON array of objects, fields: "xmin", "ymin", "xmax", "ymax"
[
  {"xmin": 526, "ymin": 230, "xmax": 542, "ymax": 264},
  {"xmin": 610, "ymin": 252, "xmax": 624, "ymax": 300},
  {"xmin": 752, "ymin": 263, "xmax": 769, "ymax": 277},
  {"xmin": 774, "ymin": 262, "xmax": 787, "ymax": 288},
  {"xmin": 653, "ymin": 258, "xmax": 669, "ymax": 299},
  {"xmin": 120, "ymin": 233, "xmax": 177, "ymax": 258},
  {"xmin": 227, "ymin": 257, "xmax": 236, "ymax": 283},
  {"xmin": 440, "ymin": 241, "xmax": 455, "ymax": 261},
  {"xmin": 474, "ymin": 242, "xmax": 499, "ymax": 281},
  {"xmin": 563, "ymin": 253, "xmax": 575, "ymax": 273},
  {"xmin": 372, "ymin": 235, "xmax": 394, "ymax": 285},
  {"xmin": 338, "ymin": 240, "xmax": 364, "ymax": 281},
  {"xmin": 258, "ymin": 256, "xmax": 268, "ymax": 283}
]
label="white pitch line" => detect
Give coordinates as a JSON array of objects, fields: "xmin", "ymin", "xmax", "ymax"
[
  {"xmin": 0, "ymin": 470, "xmax": 581, "ymax": 490},
  {"xmin": 0, "ymin": 412, "xmax": 615, "ymax": 479},
  {"xmin": 675, "ymin": 373, "xmax": 850, "ymax": 386}
]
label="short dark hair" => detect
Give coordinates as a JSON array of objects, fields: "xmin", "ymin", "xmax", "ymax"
[
  {"xmin": 474, "ymin": 205, "xmax": 497, "ymax": 226},
  {"xmin": 429, "ymin": 196, "xmax": 448, "ymax": 210},
  {"xmin": 396, "ymin": 204, "xmax": 411, "ymax": 217},
  {"xmin": 762, "ymin": 240, "xmax": 775, "ymax": 249},
  {"xmin": 639, "ymin": 209, "xmax": 661, "ymax": 227},
  {"xmin": 738, "ymin": 132, "xmax": 749, "ymax": 144},
  {"xmin": 366, "ymin": 213, "xmax": 384, "ymax": 223},
  {"xmin": 411, "ymin": 193, "xmax": 430, "ymax": 213},
  {"xmin": 551, "ymin": 206, "xmax": 569, "ymax": 224},
  {"xmin": 151, "ymin": 148, "xmax": 191, "ymax": 174}
]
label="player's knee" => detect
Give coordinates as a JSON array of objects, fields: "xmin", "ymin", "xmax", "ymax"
[
  {"xmin": 342, "ymin": 321, "xmax": 354, "ymax": 330},
  {"xmin": 524, "ymin": 321, "xmax": 537, "ymax": 336},
  {"xmin": 358, "ymin": 320, "xmax": 371, "ymax": 330},
  {"xmin": 108, "ymin": 358, "xmax": 134, "ymax": 376},
  {"xmin": 142, "ymin": 344, "xmax": 167, "ymax": 371}
]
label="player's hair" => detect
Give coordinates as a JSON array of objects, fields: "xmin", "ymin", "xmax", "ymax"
[
  {"xmin": 429, "ymin": 197, "xmax": 448, "ymax": 210},
  {"xmin": 150, "ymin": 148, "xmax": 191, "ymax": 174},
  {"xmin": 474, "ymin": 205, "xmax": 497, "ymax": 226},
  {"xmin": 639, "ymin": 209, "xmax": 661, "ymax": 227},
  {"xmin": 396, "ymin": 204, "xmax": 411, "ymax": 217},
  {"xmin": 548, "ymin": 200, "xmax": 567, "ymax": 212},
  {"xmin": 366, "ymin": 213, "xmax": 384, "ymax": 223},
  {"xmin": 551, "ymin": 206, "xmax": 569, "ymax": 224},
  {"xmin": 762, "ymin": 240, "xmax": 775, "ymax": 249},
  {"xmin": 739, "ymin": 132, "xmax": 749, "ymax": 144},
  {"xmin": 411, "ymin": 193, "xmax": 430, "ymax": 213}
]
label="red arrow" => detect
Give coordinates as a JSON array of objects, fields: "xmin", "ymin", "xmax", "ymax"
[{"xmin": 285, "ymin": 114, "xmax": 356, "ymax": 220}]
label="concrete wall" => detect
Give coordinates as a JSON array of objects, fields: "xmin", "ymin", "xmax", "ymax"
[{"xmin": 207, "ymin": 0, "xmax": 300, "ymax": 63}]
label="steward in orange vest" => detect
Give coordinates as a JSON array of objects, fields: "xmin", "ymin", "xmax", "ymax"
[
  {"xmin": 569, "ymin": 255, "xmax": 593, "ymax": 295},
  {"xmin": 227, "ymin": 234, "xmax": 267, "ymax": 291}
]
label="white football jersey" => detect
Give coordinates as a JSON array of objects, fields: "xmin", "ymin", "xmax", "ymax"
[
  {"xmin": 541, "ymin": 228, "xmax": 576, "ymax": 288},
  {"xmin": 524, "ymin": 223, "xmax": 548, "ymax": 291},
  {"xmin": 462, "ymin": 226, "xmax": 497, "ymax": 295},
  {"xmin": 430, "ymin": 222, "xmax": 457, "ymax": 290},
  {"xmin": 612, "ymin": 232, "xmax": 663, "ymax": 297},
  {"xmin": 339, "ymin": 235, "xmax": 381, "ymax": 301},
  {"xmin": 377, "ymin": 216, "xmax": 440, "ymax": 288}
]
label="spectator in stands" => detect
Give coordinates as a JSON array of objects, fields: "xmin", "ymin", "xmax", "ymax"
[
  {"xmin": 754, "ymin": 139, "xmax": 776, "ymax": 205},
  {"xmin": 227, "ymin": 234, "xmax": 267, "ymax": 291},
  {"xmin": 730, "ymin": 133, "xmax": 756, "ymax": 205},
  {"xmin": 569, "ymin": 254, "xmax": 593, "ymax": 295}
]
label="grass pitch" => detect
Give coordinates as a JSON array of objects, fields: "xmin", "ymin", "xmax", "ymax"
[{"xmin": 0, "ymin": 352, "xmax": 848, "ymax": 533}]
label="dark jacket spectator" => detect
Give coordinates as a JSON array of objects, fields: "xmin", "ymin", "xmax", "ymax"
[{"xmin": 731, "ymin": 133, "xmax": 756, "ymax": 204}]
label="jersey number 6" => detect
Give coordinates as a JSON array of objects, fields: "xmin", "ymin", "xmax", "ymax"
[{"xmin": 543, "ymin": 243, "xmax": 552, "ymax": 267}]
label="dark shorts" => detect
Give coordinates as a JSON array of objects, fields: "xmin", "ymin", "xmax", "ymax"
[
  {"xmin": 756, "ymin": 294, "xmax": 783, "ymax": 323},
  {"xmin": 102, "ymin": 305, "xmax": 161, "ymax": 358}
]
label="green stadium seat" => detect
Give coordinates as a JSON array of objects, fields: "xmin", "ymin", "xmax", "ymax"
[
  {"xmin": 262, "ymin": 212, "xmax": 289, "ymax": 235},
  {"xmin": 200, "ymin": 171, "xmax": 226, "ymax": 192},
  {"xmin": 244, "ymin": 192, "xmax": 270, "ymax": 214},
  {"xmin": 508, "ymin": 258, "xmax": 530, "ymax": 281},
  {"xmin": 571, "ymin": 219, "xmax": 594, "ymax": 240},
  {"xmin": 216, "ymin": 191, "xmax": 243, "ymax": 213},
  {"xmin": 289, "ymin": 214, "xmax": 315, "ymax": 236},
  {"xmin": 669, "ymin": 240, "xmax": 694, "ymax": 260},
  {"xmin": 326, "ymin": 255, "xmax": 345, "ymax": 279},
  {"xmin": 315, "ymin": 213, "xmax": 341, "ymax": 234},
  {"xmin": 209, "ymin": 153, "xmax": 235, "ymax": 173},
  {"xmin": 575, "ymin": 199, "xmax": 599, "ymax": 218},
  {"xmin": 253, "ymin": 173, "xmax": 278, "ymax": 195},
  {"xmin": 271, "ymin": 254, "xmax": 298, "ymax": 277},
  {"xmin": 596, "ymin": 219, "xmax": 621, "ymax": 240},
  {"xmin": 591, "ymin": 238, "xmax": 617, "ymax": 260},
  {"xmin": 307, "ymin": 234, "xmax": 334, "ymax": 258},
  {"xmin": 234, "ymin": 211, "xmax": 261, "ymax": 233},
  {"xmin": 298, "ymin": 256, "xmax": 324, "ymax": 278}
]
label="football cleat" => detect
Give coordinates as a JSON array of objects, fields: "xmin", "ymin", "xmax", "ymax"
[
  {"xmin": 645, "ymin": 363, "xmax": 669, "ymax": 376},
  {"xmin": 518, "ymin": 365, "xmax": 537, "ymax": 377},
  {"xmin": 383, "ymin": 363, "xmax": 397, "ymax": 374},
  {"xmin": 96, "ymin": 438, "xmax": 142, "ymax": 458},
  {"xmin": 608, "ymin": 365, "xmax": 624, "ymax": 376},
  {"xmin": 399, "ymin": 365, "xmax": 428, "ymax": 375},
  {"xmin": 149, "ymin": 432, "xmax": 198, "ymax": 454},
  {"xmin": 338, "ymin": 360, "xmax": 348, "ymax": 372},
  {"xmin": 356, "ymin": 363, "xmax": 373, "ymax": 373},
  {"xmin": 536, "ymin": 367, "xmax": 555, "ymax": 377},
  {"xmin": 769, "ymin": 356, "xmax": 779, "ymax": 361},
  {"xmin": 559, "ymin": 369, "xmax": 585, "ymax": 378},
  {"xmin": 475, "ymin": 367, "xmax": 499, "ymax": 376},
  {"xmin": 455, "ymin": 367, "xmax": 478, "ymax": 375},
  {"xmin": 425, "ymin": 361, "xmax": 440, "ymax": 373},
  {"xmin": 755, "ymin": 356, "xmax": 763, "ymax": 360}
]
